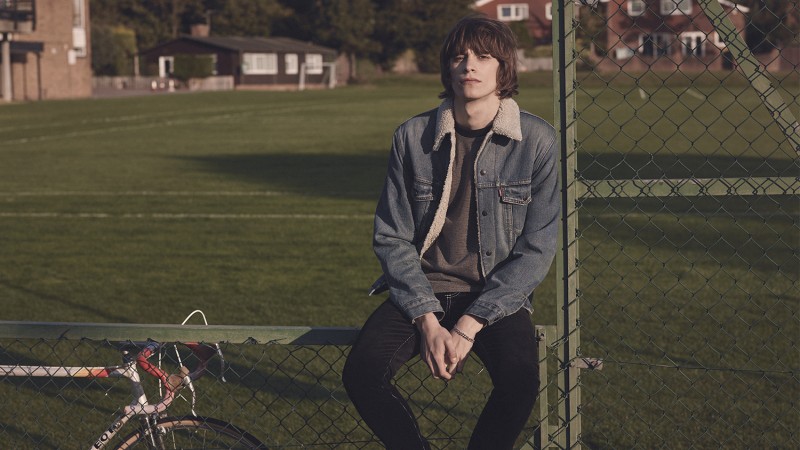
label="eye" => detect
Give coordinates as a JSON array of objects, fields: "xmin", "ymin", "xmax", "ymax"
[
  {"xmin": 452, "ymin": 55, "xmax": 465, "ymax": 63},
  {"xmin": 479, "ymin": 54, "xmax": 493, "ymax": 60}
]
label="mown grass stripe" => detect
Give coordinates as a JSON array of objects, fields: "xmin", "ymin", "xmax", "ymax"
[{"xmin": 0, "ymin": 212, "xmax": 374, "ymax": 220}]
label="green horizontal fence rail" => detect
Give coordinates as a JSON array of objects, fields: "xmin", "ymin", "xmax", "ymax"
[
  {"xmin": 0, "ymin": 321, "xmax": 360, "ymax": 345},
  {"xmin": 0, "ymin": 321, "xmax": 558, "ymax": 449}
]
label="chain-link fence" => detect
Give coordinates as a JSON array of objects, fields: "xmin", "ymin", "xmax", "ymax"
[
  {"xmin": 552, "ymin": 0, "xmax": 798, "ymax": 447},
  {"xmin": 1, "ymin": 2, "xmax": 797, "ymax": 449},
  {"xmin": 0, "ymin": 323, "xmax": 557, "ymax": 449}
]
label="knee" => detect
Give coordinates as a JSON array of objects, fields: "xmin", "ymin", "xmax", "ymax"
[
  {"xmin": 342, "ymin": 346, "xmax": 384, "ymax": 395},
  {"xmin": 342, "ymin": 349, "xmax": 363, "ymax": 393}
]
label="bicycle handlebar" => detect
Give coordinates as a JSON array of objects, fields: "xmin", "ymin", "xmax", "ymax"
[
  {"xmin": 123, "ymin": 341, "xmax": 219, "ymax": 416},
  {"xmin": 135, "ymin": 342, "xmax": 215, "ymax": 392}
]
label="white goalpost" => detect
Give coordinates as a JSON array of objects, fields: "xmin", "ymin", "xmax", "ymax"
[{"xmin": 298, "ymin": 62, "xmax": 337, "ymax": 91}]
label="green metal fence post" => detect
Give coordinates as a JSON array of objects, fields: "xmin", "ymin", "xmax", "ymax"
[{"xmin": 553, "ymin": 0, "xmax": 580, "ymax": 448}]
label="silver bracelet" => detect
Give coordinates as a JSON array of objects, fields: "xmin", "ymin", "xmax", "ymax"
[{"xmin": 452, "ymin": 326, "xmax": 475, "ymax": 343}]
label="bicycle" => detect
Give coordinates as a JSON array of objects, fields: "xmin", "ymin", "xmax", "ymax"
[{"xmin": 0, "ymin": 313, "xmax": 267, "ymax": 449}]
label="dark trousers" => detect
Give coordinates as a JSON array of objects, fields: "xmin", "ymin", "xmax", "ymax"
[{"xmin": 343, "ymin": 293, "xmax": 540, "ymax": 450}]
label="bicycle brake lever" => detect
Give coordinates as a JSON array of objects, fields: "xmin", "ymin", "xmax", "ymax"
[
  {"xmin": 215, "ymin": 344, "xmax": 226, "ymax": 383},
  {"xmin": 166, "ymin": 366, "xmax": 190, "ymax": 392}
]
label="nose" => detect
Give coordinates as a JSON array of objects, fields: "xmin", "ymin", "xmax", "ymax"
[{"xmin": 462, "ymin": 54, "xmax": 475, "ymax": 72}]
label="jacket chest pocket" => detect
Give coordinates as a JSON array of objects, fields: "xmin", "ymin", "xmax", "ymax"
[
  {"xmin": 499, "ymin": 183, "xmax": 532, "ymax": 243},
  {"xmin": 412, "ymin": 179, "xmax": 436, "ymax": 234}
]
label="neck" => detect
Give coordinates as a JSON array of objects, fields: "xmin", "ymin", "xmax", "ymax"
[{"xmin": 453, "ymin": 95, "xmax": 501, "ymax": 130}]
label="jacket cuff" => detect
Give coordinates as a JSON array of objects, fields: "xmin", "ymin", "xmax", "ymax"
[
  {"xmin": 465, "ymin": 294, "xmax": 531, "ymax": 327},
  {"xmin": 394, "ymin": 295, "xmax": 443, "ymax": 324}
]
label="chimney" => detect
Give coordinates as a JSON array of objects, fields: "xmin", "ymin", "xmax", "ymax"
[{"xmin": 191, "ymin": 23, "xmax": 210, "ymax": 37}]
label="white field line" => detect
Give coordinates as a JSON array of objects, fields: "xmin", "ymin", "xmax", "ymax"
[
  {"xmin": 638, "ymin": 88, "xmax": 648, "ymax": 100},
  {"xmin": 685, "ymin": 88, "xmax": 706, "ymax": 100},
  {"xmin": 0, "ymin": 115, "xmax": 241, "ymax": 145},
  {"xmin": 0, "ymin": 103, "xmax": 325, "ymax": 145},
  {"xmin": 0, "ymin": 104, "xmax": 282, "ymax": 135},
  {"xmin": 0, "ymin": 212, "xmax": 373, "ymax": 220}
]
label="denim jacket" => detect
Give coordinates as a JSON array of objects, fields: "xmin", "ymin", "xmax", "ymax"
[{"xmin": 370, "ymin": 97, "xmax": 559, "ymax": 326}]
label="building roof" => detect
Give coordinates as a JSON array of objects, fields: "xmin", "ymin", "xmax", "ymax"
[
  {"xmin": 142, "ymin": 36, "xmax": 337, "ymax": 57},
  {"xmin": 10, "ymin": 40, "xmax": 43, "ymax": 54}
]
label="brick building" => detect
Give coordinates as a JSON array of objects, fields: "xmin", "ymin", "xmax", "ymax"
[
  {"xmin": 599, "ymin": 0, "xmax": 749, "ymax": 72},
  {"xmin": 474, "ymin": 0, "xmax": 554, "ymax": 44},
  {"xmin": 0, "ymin": 0, "xmax": 91, "ymax": 101}
]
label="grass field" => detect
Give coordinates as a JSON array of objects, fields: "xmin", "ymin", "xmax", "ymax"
[{"xmin": 0, "ymin": 71, "xmax": 797, "ymax": 448}]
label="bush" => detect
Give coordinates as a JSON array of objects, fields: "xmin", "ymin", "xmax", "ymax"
[
  {"xmin": 91, "ymin": 25, "xmax": 137, "ymax": 76},
  {"xmin": 172, "ymin": 54, "xmax": 215, "ymax": 82}
]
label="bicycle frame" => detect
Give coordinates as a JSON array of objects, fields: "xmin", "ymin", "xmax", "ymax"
[{"xmin": 0, "ymin": 341, "xmax": 216, "ymax": 450}]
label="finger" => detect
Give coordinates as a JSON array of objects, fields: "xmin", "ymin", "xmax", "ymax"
[
  {"xmin": 456, "ymin": 356, "xmax": 468, "ymax": 374},
  {"xmin": 423, "ymin": 355, "xmax": 440, "ymax": 379},
  {"xmin": 444, "ymin": 339, "xmax": 459, "ymax": 365},
  {"xmin": 445, "ymin": 349, "xmax": 459, "ymax": 375},
  {"xmin": 433, "ymin": 353, "xmax": 452, "ymax": 380},
  {"xmin": 420, "ymin": 344, "xmax": 439, "ymax": 379}
]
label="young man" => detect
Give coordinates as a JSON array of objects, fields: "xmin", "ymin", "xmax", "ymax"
[{"xmin": 343, "ymin": 14, "xmax": 559, "ymax": 450}]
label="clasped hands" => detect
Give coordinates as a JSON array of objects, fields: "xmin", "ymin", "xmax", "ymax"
[{"xmin": 415, "ymin": 312, "xmax": 485, "ymax": 381}]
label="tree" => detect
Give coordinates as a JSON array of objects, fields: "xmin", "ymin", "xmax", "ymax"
[
  {"xmin": 371, "ymin": 0, "xmax": 473, "ymax": 73},
  {"xmin": 577, "ymin": 2, "xmax": 607, "ymax": 57},
  {"xmin": 90, "ymin": 0, "xmax": 288, "ymax": 50},
  {"xmin": 740, "ymin": 0, "xmax": 800, "ymax": 53},
  {"xmin": 206, "ymin": 0, "xmax": 290, "ymax": 37},
  {"xmin": 272, "ymin": 0, "xmax": 316, "ymax": 40},
  {"xmin": 407, "ymin": 0, "xmax": 474, "ymax": 73},
  {"xmin": 314, "ymin": 0, "xmax": 378, "ymax": 80},
  {"xmin": 91, "ymin": 25, "xmax": 137, "ymax": 75},
  {"xmin": 371, "ymin": 0, "xmax": 418, "ymax": 70}
]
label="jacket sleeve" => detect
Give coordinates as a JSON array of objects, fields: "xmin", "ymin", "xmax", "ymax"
[
  {"xmin": 465, "ymin": 131, "xmax": 560, "ymax": 326},
  {"xmin": 372, "ymin": 129, "xmax": 444, "ymax": 322}
]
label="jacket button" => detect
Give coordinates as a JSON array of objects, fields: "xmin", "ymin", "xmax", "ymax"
[
  {"xmin": 479, "ymin": 169, "xmax": 487, "ymax": 176},
  {"xmin": 486, "ymin": 250, "xmax": 493, "ymax": 256},
  {"xmin": 481, "ymin": 210, "xmax": 488, "ymax": 216}
]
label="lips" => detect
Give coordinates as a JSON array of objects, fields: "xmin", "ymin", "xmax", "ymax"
[{"xmin": 461, "ymin": 78, "xmax": 479, "ymax": 84}]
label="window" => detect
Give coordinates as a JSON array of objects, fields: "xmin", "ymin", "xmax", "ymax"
[
  {"xmin": 713, "ymin": 32, "xmax": 726, "ymax": 48},
  {"xmin": 615, "ymin": 46, "xmax": 635, "ymax": 60},
  {"xmin": 628, "ymin": 0, "xmax": 646, "ymax": 16},
  {"xmin": 72, "ymin": 0, "xmax": 87, "ymax": 57},
  {"xmin": 285, "ymin": 53, "xmax": 298, "ymax": 75},
  {"xmin": 242, "ymin": 53, "xmax": 277, "ymax": 75},
  {"xmin": 680, "ymin": 32, "xmax": 706, "ymax": 56},
  {"xmin": 545, "ymin": 2, "xmax": 552, "ymax": 21},
  {"xmin": 497, "ymin": 4, "xmax": 529, "ymax": 21},
  {"xmin": 158, "ymin": 56, "xmax": 174, "ymax": 78},
  {"xmin": 660, "ymin": 0, "xmax": 692, "ymax": 15},
  {"xmin": 72, "ymin": 0, "xmax": 85, "ymax": 28},
  {"xmin": 305, "ymin": 54, "xmax": 323, "ymax": 75},
  {"xmin": 639, "ymin": 33, "xmax": 672, "ymax": 56}
]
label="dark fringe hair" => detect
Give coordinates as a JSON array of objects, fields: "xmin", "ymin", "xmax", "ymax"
[{"xmin": 439, "ymin": 14, "xmax": 519, "ymax": 99}]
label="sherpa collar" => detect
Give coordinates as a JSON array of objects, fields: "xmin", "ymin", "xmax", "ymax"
[{"xmin": 432, "ymin": 97, "xmax": 523, "ymax": 151}]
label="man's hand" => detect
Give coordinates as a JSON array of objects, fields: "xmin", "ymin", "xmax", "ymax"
[
  {"xmin": 415, "ymin": 313, "xmax": 458, "ymax": 380},
  {"xmin": 448, "ymin": 315, "xmax": 486, "ymax": 375}
]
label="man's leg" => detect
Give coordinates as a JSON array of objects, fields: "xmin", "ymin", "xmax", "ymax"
[
  {"xmin": 342, "ymin": 299, "xmax": 430, "ymax": 450},
  {"xmin": 468, "ymin": 308, "xmax": 540, "ymax": 450}
]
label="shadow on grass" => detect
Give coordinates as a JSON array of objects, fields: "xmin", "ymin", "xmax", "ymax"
[
  {"xmin": 180, "ymin": 152, "xmax": 795, "ymax": 198},
  {"xmin": 178, "ymin": 153, "xmax": 389, "ymax": 200},
  {"xmin": 0, "ymin": 277, "xmax": 130, "ymax": 323},
  {"xmin": 578, "ymin": 152, "xmax": 798, "ymax": 180}
]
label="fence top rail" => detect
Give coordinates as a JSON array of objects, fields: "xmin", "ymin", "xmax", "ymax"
[{"xmin": 0, "ymin": 320, "xmax": 360, "ymax": 345}]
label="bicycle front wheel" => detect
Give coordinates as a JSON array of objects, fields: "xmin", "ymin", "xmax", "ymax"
[{"xmin": 114, "ymin": 415, "xmax": 266, "ymax": 449}]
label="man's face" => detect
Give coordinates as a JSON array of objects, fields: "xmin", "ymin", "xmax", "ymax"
[{"xmin": 449, "ymin": 48, "xmax": 500, "ymax": 103}]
